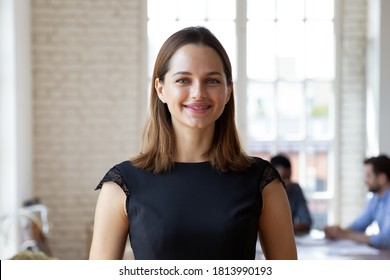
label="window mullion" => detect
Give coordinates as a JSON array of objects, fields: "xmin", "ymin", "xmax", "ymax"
[{"xmin": 235, "ymin": 0, "xmax": 248, "ymax": 147}]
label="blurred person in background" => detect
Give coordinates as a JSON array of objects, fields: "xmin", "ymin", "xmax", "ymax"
[
  {"xmin": 324, "ymin": 154, "xmax": 390, "ymax": 248},
  {"xmin": 271, "ymin": 154, "xmax": 312, "ymax": 234}
]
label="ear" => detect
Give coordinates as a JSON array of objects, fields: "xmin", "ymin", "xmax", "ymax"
[
  {"xmin": 155, "ymin": 78, "xmax": 166, "ymax": 103},
  {"xmin": 377, "ymin": 173, "xmax": 387, "ymax": 186}
]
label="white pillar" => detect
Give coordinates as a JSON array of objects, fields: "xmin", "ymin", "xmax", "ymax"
[
  {"xmin": 0, "ymin": 0, "xmax": 32, "ymax": 259},
  {"xmin": 378, "ymin": 0, "xmax": 390, "ymax": 155},
  {"xmin": 367, "ymin": 0, "xmax": 390, "ymax": 156}
]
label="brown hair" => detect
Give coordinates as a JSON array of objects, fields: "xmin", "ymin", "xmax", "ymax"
[{"xmin": 132, "ymin": 26, "xmax": 252, "ymax": 173}]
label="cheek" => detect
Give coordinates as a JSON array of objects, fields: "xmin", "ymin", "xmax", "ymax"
[
  {"xmin": 210, "ymin": 88, "xmax": 229, "ymax": 101},
  {"xmin": 165, "ymin": 88, "xmax": 187, "ymax": 103},
  {"xmin": 367, "ymin": 177, "xmax": 376, "ymax": 186}
]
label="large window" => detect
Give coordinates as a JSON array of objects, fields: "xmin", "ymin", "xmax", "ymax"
[
  {"xmin": 246, "ymin": 0, "xmax": 335, "ymax": 229},
  {"xmin": 147, "ymin": 0, "xmax": 335, "ymax": 229}
]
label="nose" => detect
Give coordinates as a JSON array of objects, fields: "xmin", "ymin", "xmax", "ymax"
[{"xmin": 190, "ymin": 82, "xmax": 206, "ymax": 99}]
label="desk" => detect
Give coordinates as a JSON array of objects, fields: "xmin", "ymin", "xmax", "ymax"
[{"xmin": 256, "ymin": 230, "xmax": 390, "ymax": 260}]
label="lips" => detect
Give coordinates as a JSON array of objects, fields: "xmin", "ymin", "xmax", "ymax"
[
  {"xmin": 185, "ymin": 105, "xmax": 211, "ymax": 109},
  {"xmin": 184, "ymin": 103, "xmax": 212, "ymax": 113}
]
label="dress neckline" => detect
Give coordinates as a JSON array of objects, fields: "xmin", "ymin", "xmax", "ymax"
[{"xmin": 174, "ymin": 161, "xmax": 211, "ymax": 165}]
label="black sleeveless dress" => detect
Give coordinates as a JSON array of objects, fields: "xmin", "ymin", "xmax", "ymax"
[{"xmin": 96, "ymin": 157, "xmax": 281, "ymax": 260}]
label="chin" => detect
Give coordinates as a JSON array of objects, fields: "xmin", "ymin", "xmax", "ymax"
[{"xmin": 186, "ymin": 120, "xmax": 215, "ymax": 129}]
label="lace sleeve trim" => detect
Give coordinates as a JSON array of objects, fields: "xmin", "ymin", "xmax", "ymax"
[
  {"xmin": 95, "ymin": 166, "xmax": 129, "ymax": 196},
  {"xmin": 259, "ymin": 164, "xmax": 285, "ymax": 191}
]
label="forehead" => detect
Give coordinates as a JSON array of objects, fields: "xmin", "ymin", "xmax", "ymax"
[
  {"xmin": 364, "ymin": 164, "xmax": 375, "ymax": 175},
  {"xmin": 168, "ymin": 44, "xmax": 224, "ymax": 71}
]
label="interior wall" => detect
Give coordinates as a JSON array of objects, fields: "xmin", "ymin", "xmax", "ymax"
[{"xmin": 31, "ymin": 0, "xmax": 146, "ymax": 259}]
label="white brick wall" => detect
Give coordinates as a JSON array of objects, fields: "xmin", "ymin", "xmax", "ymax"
[
  {"xmin": 32, "ymin": 0, "xmax": 145, "ymax": 259},
  {"xmin": 337, "ymin": 0, "xmax": 368, "ymax": 225}
]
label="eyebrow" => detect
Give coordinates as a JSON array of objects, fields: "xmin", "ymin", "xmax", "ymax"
[{"xmin": 172, "ymin": 71, "xmax": 223, "ymax": 77}]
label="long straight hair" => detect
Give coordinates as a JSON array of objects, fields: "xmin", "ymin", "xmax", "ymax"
[{"xmin": 132, "ymin": 26, "xmax": 252, "ymax": 173}]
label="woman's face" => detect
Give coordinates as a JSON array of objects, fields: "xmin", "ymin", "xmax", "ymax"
[{"xmin": 155, "ymin": 44, "xmax": 232, "ymax": 132}]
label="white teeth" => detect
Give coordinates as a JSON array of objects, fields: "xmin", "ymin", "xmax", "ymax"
[{"xmin": 189, "ymin": 106, "xmax": 208, "ymax": 109}]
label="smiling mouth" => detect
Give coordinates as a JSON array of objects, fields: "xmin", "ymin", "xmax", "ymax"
[
  {"xmin": 184, "ymin": 105, "xmax": 211, "ymax": 109},
  {"xmin": 183, "ymin": 104, "xmax": 212, "ymax": 114}
]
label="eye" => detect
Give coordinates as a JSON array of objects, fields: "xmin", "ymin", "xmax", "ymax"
[
  {"xmin": 176, "ymin": 78, "xmax": 190, "ymax": 84},
  {"xmin": 207, "ymin": 78, "xmax": 220, "ymax": 85}
]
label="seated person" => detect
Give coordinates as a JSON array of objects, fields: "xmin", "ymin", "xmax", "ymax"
[
  {"xmin": 271, "ymin": 154, "xmax": 312, "ymax": 234},
  {"xmin": 324, "ymin": 155, "xmax": 390, "ymax": 248}
]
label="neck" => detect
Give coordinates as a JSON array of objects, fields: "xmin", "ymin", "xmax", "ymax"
[{"xmin": 174, "ymin": 126, "xmax": 214, "ymax": 162}]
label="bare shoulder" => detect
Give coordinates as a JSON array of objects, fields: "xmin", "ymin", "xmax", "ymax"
[{"xmin": 96, "ymin": 181, "xmax": 128, "ymax": 218}]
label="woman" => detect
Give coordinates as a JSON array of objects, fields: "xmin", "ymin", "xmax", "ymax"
[{"xmin": 89, "ymin": 26, "xmax": 297, "ymax": 260}]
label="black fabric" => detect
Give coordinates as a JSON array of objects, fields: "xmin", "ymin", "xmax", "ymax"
[{"xmin": 96, "ymin": 157, "xmax": 281, "ymax": 260}]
